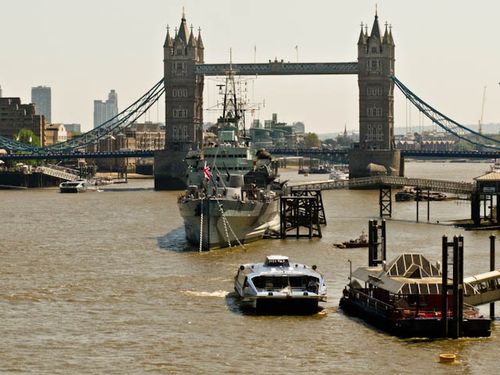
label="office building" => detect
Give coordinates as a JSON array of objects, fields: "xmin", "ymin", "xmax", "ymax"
[
  {"xmin": 31, "ymin": 86, "xmax": 52, "ymax": 123},
  {"xmin": 94, "ymin": 90, "xmax": 118, "ymax": 128}
]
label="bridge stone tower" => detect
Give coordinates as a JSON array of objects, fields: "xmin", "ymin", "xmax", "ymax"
[
  {"xmin": 155, "ymin": 12, "xmax": 205, "ymax": 189},
  {"xmin": 349, "ymin": 12, "xmax": 403, "ymax": 178}
]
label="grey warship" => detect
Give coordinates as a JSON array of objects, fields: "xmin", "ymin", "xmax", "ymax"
[{"xmin": 177, "ymin": 70, "xmax": 285, "ymax": 250}]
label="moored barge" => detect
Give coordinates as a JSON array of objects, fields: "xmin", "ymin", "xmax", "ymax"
[{"xmin": 339, "ymin": 253, "xmax": 491, "ymax": 338}]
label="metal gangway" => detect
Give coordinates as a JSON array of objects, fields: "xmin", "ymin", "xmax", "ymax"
[
  {"xmin": 35, "ymin": 164, "xmax": 79, "ymax": 181},
  {"xmin": 464, "ymin": 270, "xmax": 500, "ymax": 306},
  {"xmin": 289, "ymin": 176, "xmax": 475, "ymax": 195}
]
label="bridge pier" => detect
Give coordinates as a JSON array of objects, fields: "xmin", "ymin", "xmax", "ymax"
[
  {"xmin": 348, "ymin": 149, "xmax": 403, "ymax": 179},
  {"xmin": 153, "ymin": 150, "xmax": 188, "ymax": 190},
  {"xmin": 379, "ymin": 187, "xmax": 392, "ymax": 218}
]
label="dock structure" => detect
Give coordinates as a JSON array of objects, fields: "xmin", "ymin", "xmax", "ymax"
[
  {"xmin": 279, "ymin": 189, "xmax": 325, "ymax": 239},
  {"xmin": 289, "ymin": 176, "xmax": 480, "ymax": 223}
]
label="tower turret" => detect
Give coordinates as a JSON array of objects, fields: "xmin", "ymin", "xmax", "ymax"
[
  {"xmin": 197, "ymin": 28, "xmax": 204, "ymax": 62},
  {"xmin": 163, "ymin": 26, "xmax": 173, "ymax": 59}
]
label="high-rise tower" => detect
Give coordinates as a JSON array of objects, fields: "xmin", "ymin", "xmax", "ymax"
[
  {"xmin": 350, "ymin": 12, "xmax": 402, "ymax": 178},
  {"xmin": 31, "ymin": 86, "xmax": 52, "ymax": 123},
  {"xmin": 94, "ymin": 90, "xmax": 118, "ymax": 128},
  {"xmin": 163, "ymin": 11, "xmax": 204, "ymax": 151}
]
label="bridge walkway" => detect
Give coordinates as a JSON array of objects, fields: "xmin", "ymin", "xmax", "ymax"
[
  {"xmin": 464, "ymin": 270, "xmax": 500, "ymax": 306},
  {"xmin": 288, "ymin": 176, "xmax": 475, "ymax": 195}
]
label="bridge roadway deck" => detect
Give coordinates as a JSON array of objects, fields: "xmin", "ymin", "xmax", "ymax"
[
  {"xmin": 289, "ymin": 176, "xmax": 475, "ymax": 195},
  {"xmin": 196, "ymin": 62, "xmax": 359, "ymax": 76}
]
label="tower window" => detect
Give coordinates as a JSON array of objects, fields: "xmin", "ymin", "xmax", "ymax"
[
  {"xmin": 368, "ymin": 59, "xmax": 381, "ymax": 73},
  {"xmin": 173, "ymin": 108, "xmax": 188, "ymax": 118}
]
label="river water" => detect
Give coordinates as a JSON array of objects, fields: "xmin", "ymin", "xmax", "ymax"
[{"xmin": 0, "ymin": 161, "xmax": 498, "ymax": 374}]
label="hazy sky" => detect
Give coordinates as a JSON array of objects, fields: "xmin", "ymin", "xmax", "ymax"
[{"xmin": 1, "ymin": 0, "xmax": 499, "ymax": 134}]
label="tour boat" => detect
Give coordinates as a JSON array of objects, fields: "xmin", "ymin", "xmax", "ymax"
[
  {"xmin": 59, "ymin": 179, "xmax": 89, "ymax": 193},
  {"xmin": 234, "ymin": 255, "xmax": 327, "ymax": 312}
]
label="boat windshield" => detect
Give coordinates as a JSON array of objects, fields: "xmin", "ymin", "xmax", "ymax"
[{"xmin": 251, "ymin": 276, "xmax": 319, "ymax": 292}]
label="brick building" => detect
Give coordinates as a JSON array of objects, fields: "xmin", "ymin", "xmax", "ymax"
[{"xmin": 0, "ymin": 97, "xmax": 45, "ymax": 143}]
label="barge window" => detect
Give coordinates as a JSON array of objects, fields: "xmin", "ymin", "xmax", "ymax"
[{"xmin": 429, "ymin": 283, "xmax": 439, "ymax": 294}]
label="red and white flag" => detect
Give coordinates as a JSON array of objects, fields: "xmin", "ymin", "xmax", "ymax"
[{"xmin": 203, "ymin": 162, "xmax": 212, "ymax": 180}]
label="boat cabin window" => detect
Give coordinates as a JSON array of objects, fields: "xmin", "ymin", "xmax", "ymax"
[
  {"xmin": 264, "ymin": 257, "xmax": 289, "ymax": 267},
  {"xmin": 251, "ymin": 276, "xmax": 316, "ymax": 291}
]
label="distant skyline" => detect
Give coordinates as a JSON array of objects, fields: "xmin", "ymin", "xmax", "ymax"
[{"xmin": 1, "ymin": 0, "xmax": 499, "ymax": 133}]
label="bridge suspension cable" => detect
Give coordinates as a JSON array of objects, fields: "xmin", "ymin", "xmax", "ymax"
[
  {"xmin": 0, "ymin": 79, "xmax": 165, "ymax": 153},
  {"xmin": 391, "ymin": 76, "xmax": 500, "ymax": 150}
]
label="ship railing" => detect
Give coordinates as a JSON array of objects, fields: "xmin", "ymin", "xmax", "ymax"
[{"xmin": 349, "ymin": 287, "xmax": 395, "ymax": 314}]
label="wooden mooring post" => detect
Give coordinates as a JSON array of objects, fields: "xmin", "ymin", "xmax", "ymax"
[
  {"xmin": 441, "ymin": 235, "xmax": 464, "ymax": 338},
  {"xmin": 490, "ymin": 234, "xmax": 496, "ymax": 319},
  {"xmin": 279, "ymin": 189, "xmax": 325, "ymax": 239},
  {"xmin": 368, "ymin": 220, "xmax": 386, "ymax": 266}
]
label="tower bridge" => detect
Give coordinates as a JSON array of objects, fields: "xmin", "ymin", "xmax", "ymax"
[
  {"xmin": 155, "ymin": 10, "xmax": 399, "ymax": 189},
  {"xmin": 2, "ymin": 10, "xmax": 500, "ymax": 189}
]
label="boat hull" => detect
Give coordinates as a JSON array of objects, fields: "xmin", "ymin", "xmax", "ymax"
[
  {"xmin": 178, "ymin": 197, "xmax": 280, "ymax": 250},
  {"xmin": 339, "ymin": 290, "xmax": 491, "ymax": 338},
  {"xmin": 236, "ymin": 292, "xmax": 323, "ymax": 313},
  {"xmin": 60, "ymin": 188, "xmax": 86, "ymax": 193}
]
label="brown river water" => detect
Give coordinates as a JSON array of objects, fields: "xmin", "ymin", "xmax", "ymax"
[{"xmin": 0, "ymin": 161, "xmax": 498, "ymax": 374}]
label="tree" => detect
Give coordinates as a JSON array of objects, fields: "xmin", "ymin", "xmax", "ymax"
[
  {"xmin": 15, "ymin": 128, "xmax": 41, "ymax": 146},
  {"xmin": 303, "ymin": 132, "xmax": 321, "ymax": 148}
]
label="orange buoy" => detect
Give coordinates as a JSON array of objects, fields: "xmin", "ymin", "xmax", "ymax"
[{"xmin": 439, "ymin": 353, "xmax": 456, "ymax": 363}]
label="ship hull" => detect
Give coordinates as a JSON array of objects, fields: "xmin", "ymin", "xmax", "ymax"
[
  {"xmin": 178, "ymin": 197, "xmax": 280, "ymax": 250},
  {"xmin": 339, "ymin": 290, "xmax": 491, "ymax": 338}
]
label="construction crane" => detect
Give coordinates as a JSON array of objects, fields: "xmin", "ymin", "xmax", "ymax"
[{"xmin": 478, "ymin": 85, "xmax": 487, "ymax": 134}]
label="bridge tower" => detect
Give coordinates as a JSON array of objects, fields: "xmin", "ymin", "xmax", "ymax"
[
  {"xmin": 155, "ymin": 11, "xmax": 205, "ymax": 189},
  {"xmin": 349, "ymin": 12, "xmax": 403, "ymax": 178}
]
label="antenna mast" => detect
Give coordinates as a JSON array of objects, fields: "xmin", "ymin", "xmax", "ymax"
[{"xmin": 479, "ymin": 85, "xmax": 487, "ymax": 135}]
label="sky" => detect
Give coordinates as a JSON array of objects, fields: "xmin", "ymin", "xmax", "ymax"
[{"xmin": 1, "ymin": 0, "xmax": 500, "ymax": 134}]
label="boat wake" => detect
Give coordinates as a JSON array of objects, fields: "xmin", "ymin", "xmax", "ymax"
[{"xmin": 182, "ymin": 290, "xmax": 229, "ymax": 298}]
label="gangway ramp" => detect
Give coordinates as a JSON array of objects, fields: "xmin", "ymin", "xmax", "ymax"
[
  {"xmin": 289, "ymin": 176, "xmax": 475, "ymax": 195},
  {"xmin": 35, "ymin": 165, "xmax": 79, "ymax": 181},
  {"xmin": 464, "ymin": 270, "xmax": 500, "ymax": 306}
]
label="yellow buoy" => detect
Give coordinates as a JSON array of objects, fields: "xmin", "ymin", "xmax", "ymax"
[{"xmin": 439, "ymin": 353, "xmax": 456, "ymax": 363}]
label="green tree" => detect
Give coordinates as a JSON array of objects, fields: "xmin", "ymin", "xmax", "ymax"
[
  {"xmin": 304, "ymin": 132, "xmax": 321, "ymax": 148},
  {"xmin": 16, "ymin": 128, "xmax": 41, "ymax": 146}
]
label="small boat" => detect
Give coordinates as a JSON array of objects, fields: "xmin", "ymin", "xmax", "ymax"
[
  {"xmin": 309, "ymin": 164, "xmax": 332, "ymax": 174},
  {"xmin": 329, "ymin": 167, "xmax": 348, "ymax": 181},
  {"xmin": 234, "ymin": 255, "xmax": 327, "ymax": 313},
  {"xmin": 395, "ymin": 187, "xmax": 447, "ymax": 202},
  {"xmin": 334, "ymin": 231, "xmax": 368, "ymax": 249},
  {"xmin": 59, "ymin": 179, "xmax": 89, "ymax": 193}
]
